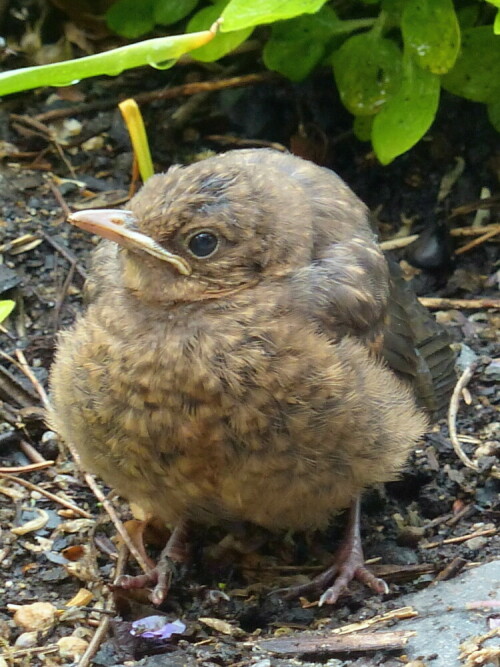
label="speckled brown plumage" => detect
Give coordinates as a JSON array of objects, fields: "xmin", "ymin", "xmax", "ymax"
[{"xmin": 49, "ymin": 149, "xmax": 453, "ymax": 605}]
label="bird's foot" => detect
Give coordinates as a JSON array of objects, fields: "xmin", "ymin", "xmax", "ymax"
[
  {"xmin": 276, "ymin": 498, "xmax": 388, "ymax": 606},
  {"xmin": 115, "ymin": 520, "xmax": 190, "ymax": 605}
]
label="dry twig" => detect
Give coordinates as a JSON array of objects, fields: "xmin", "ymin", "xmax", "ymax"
[
  {"xmin": 15, "ymin": 349, "xmax": 50, "ymax": 410},
  {"xmin": 0, "ymin": 471, "xmax": 91, "ymax": 518},
  {"xmin": 0, "ymin": 461, "xmax": 54, "ymax": 473},
  {"xmin": 447, "ymin": 362, "xmax": 499, "ymax": 479},
  {"xmin": 64, "ymin": 440, "xmax": 151, "ymax": 576},
  {"xmin": 41, "ymin": 231, "xmax": 87, "ymax": 281},
  {"xmin": 256, "ymin": 630, "xmax": 416, "ymax": 655},
  {"xmin": 448, "ymin": 361, "xmax": 481, "ymax": 472},
  {"xmin": 455, "ymin": 226, "xmax": 500, "ymax": 255},
  {"xmin": 422, "ymin": 527, "xmax": 497, "ymax": 549},
  {"xmin": 76, "ymin": 544, "xmax": 127, "ymax": 667},
  {"xmin": 34, "ymin": 72, "xmax": 279, "ymax": 123},
  {"xmin": 379, "ymin": 223, "xmax": 500, "ymax": 252},
  {"xmin": 432, "ymin": 557, "xmax": 467, "ymax": 583},
  {"xmin": 418, "ymin": 297, "xmax": 500, "ymax": 309}
]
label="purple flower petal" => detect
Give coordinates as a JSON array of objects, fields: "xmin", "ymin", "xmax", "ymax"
[{"xmin": 131, "ymin": 615, "xmax": 186, "ymax": 639}]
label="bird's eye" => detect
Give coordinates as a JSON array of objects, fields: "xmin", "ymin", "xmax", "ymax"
[{"xmin": 187, "ymin": 231, "xmax": 219, "ymax": 258}]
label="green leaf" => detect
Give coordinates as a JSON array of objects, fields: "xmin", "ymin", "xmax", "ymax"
[
  {"xmin": 221, "ymin": 0, "xmax": 328, "ymax": 32},
  {"xmin": 382, "ymin": 0, "xmax": 406, "ymax": 28},
  {"xmin": 487, "ymin": 98, "xmax": 500, "ymax": 131},
  {"xmin": 456, "ymin": 5, "xmax": 480, "ymax": 29},
  {"xmin": 153, "ymin": 0, "xmax": 200, "ymax": 26},
  {"xmin": 107, "ymin": 0, "xmax": 155, "ymax": 38},
  {"xmin": 495, "ymin": 9, "xmax": 500, "ymax": 35},
  {"xmin": 263, "ymin": 6, "xmax": 340, "ymax": 81},
  {"xmin": 0, "ymin": 300, "xmax": 15, "ymax": 323},
  {"xmin": 0, "ymin": 28, "xmax": 218, "ymax": 96},
  {"xmin": 188, "ymin": 1, "xmax": 252, "ymax": 62},
  {"xmin": 401, "ymin": 0, "xmax": 460, "ymax": 74},
  {"xmin": 332, "ymin": 32, "xmax": 403, "ymax": 116},
  {"xmin": 372, "ymin": 56, "xmax": 440, "ymax": 164},
  {"xmin": 353, "ymin": 115, "xmax": 373, "ymax": 142},
  {"xmin": 441, "ymin": 27, "xmax": 500, "ymax": 103}
]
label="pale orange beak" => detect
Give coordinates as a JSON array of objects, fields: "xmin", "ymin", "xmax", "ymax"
[{"xmin": 68, "ymin": 209, "xmax": 191, "ymax": 276}]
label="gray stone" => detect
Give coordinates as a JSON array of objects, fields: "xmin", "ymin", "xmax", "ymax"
[
  {"xmin": 464, "ymin": 536, "xmax": 488, "ymax": 550},
  {"xmin": 390, "ymin": 560, "xmax": 500, "ymax": 666}
]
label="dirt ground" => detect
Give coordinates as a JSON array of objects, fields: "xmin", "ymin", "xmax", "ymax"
[{"xmin": 0, "ymin": 62, "xmax": 499, "ymax": 666}]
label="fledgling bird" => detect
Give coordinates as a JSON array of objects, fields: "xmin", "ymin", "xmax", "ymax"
[{"xmin": 49, "ymin": 149, "xmax": 454, "ymax": 606}]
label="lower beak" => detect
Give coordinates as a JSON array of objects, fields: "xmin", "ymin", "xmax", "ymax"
[{"xmin": 68, "ymin": 209, "xmax": 192, "ymax": 276}]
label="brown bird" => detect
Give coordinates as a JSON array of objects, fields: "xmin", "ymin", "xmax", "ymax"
[{"xmin": 49, "ymin": 149, "xmax": 454, "ymax": 606}]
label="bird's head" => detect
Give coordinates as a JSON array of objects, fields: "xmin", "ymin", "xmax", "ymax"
[
  {"xmin": 68, "ymin": 150, "xmax": 322, "ymax": 304},
  {"xmin": 69, "ymin": 149, "xmax": 372, "ymax": 306}
]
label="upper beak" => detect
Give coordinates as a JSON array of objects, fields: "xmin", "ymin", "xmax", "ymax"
[{"xmin": 67, "ymin": 209, "xmax": 192, "ymax": 276}]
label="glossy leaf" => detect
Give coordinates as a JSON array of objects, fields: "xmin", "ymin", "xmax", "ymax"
[
  {"xmin": 456, "ymin": 5, "xmax": 480, "ymax": 29},
  {"xmin": 401, "ymin": 0, "xmax": 460, "ymax": 74},
  {"xmin": 332, "ymin": 32, "xmax": 403, "ymax": 116},
  {"xmin": 372, "ymin": 56, "xmax": 440, "ymax": 164},
  {"xmin": 107, "ymin": 0, "xmax": 155, "ymax": 38},
  {"xmin": 382, "ymin": 0, "xmax": 405, "ymax": 28},
  {"xmin": 263, "ymin": 6, "xmax": 340, "ymax": 81},
  {"xmin": 353, "ymin": 115, "xmax": 373, "ymax": 142},
  {"xmin": 188, "ymin": 1, "xmax": 252, "ymax": 61},
  {"xmin": 221, "ymin": 0, "xmax": 328, "ymax": 32},
  {"xmin": 441, "ymin": 27, "xmax": 500, "ymax": 103},
  {"xmin": 0, "ymin": 300, "xmax": 15, "ymax": 323},
  {"xmin": 153, "ymin": 0, "xmax": 200, "ymax": 26},
  {"xmin": 0, "ymin": 27, "xmax": 217, "ymax": 96}
]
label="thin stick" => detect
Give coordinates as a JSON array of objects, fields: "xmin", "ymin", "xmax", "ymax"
[
  {"xmin": 455, "ymin": 226, "xmax": 500, "ymax": 255},
  {"xmin": 418, "ymin": 297, "xmax": 500, "ymax": 309},
  {"xmin": 41, "ymin": 231, "xmax": 87, "ymax": 280},
  {"xmin": 76, "ymin": 543, "xmax": 128, "ymax": 666},
  {"xmin": 0, "ymin": 461, "xmax": 54, "ymax": 473},
  {"xmin": 422, "ymin": 527, "xmax": 497, "ymax": 549},
  {"xmin": 0, "ymin": 472, "xmax": 92, "ymax": 518},
  {"xmin": 15, "ymin": 349, "xmax": 50, "ymax": 410},
  {"xmin": 18, "ymin": 440, "xmax": 47, "ymax": 463},
  {"xmin": 11, "ymin": 350, "xmax": 151, "ymax": 574},
  {"xmin": 379, "ymin": 234, "xmax": 418, "ymax": 251},
  {"xmin": 47, "ymin": 178, "xmax": 72, "ymax": 218},
  {"xmin": 432, "ymin": 556, "xmax": 467, "ymax": 583},
  {"xmin": 53, "ymin": 261, "xmax": 76, "ymax": 329},
  {"xmin": 448, "ymin": 362, "xmax": 480, "ymax": 472},
  {"xmin": 34, "ymin": 72, "xmax": 279, "ymax": 124},
  {"xmin": 64, "ymin": 440, "xmax": 151, "ymax": 575},
  {"xmin": 379, "ymin": 224, "xmax": 500, "ymax": 252}
]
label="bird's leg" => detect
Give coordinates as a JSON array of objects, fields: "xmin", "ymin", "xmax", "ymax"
[
  {"xmin": 116, "ymin": 519, "xmax": 190, "ymax": 605},
  {"xmin": 278, "ymin": 497, "xmax": 388, "ymax": 606}
]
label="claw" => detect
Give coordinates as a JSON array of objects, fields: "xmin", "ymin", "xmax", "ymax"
[{"xmin": 276, "ymin": 498, "xmax": 389, "ymax": 606}]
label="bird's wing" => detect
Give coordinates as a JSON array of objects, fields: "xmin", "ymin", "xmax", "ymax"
[
  {"xmin": 289, "ymin": 234, "xmax": 390, "ymax": 345},
  {"xmin": 384, "ymin": 261, "xmax": 456, "ymax": 416}
]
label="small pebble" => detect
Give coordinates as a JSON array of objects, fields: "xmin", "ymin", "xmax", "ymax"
[
  {"xmin": 14, "ymin": 631, "xmax": 38, "ymax": 648},
  {"xmin": 57, "ymin": 635, "xmax": 89, "ymax": 659},
  {"xmin": 484, "ymin": 359, "xmax": 500, "ymax": 382},
  {"xmin": 465, "ymin": 536, "xmax": 488, "ymax": 551},
  {"xmin": 13, "ymin": 602, "xmax": 57, "ymax": 631},
  {"xmin": 455, "ymin": 343, "xmax": 478, "ymax": 372}
]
